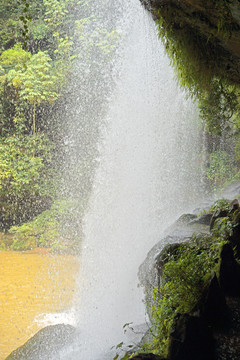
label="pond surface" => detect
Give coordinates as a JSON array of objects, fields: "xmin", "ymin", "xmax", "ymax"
[{"xmin": 0, "ymin": 250, "xmax": 79, "ymax": 359}]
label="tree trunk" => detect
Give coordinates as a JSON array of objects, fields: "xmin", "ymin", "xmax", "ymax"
[{"xmin": 33, "ymin": 102, "xmax": 36, "ymax": 135}]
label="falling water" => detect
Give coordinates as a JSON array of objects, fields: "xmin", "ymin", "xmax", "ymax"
[{"xmin": 59, "ymin": 0, "xmax": 204, "ymax": 359}]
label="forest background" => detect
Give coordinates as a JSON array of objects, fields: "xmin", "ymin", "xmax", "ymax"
[
  {"xmin": 0, "ymin": 0, "xmax": 120, "ymax": 252},
  {"xmin": 1, "ymin": 0, "xmax": 240, "ymax": 253}
]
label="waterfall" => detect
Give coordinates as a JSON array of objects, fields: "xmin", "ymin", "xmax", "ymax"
[{"xmin": 59, "ymin": 0, "xmax": 204, "ymax": 359}]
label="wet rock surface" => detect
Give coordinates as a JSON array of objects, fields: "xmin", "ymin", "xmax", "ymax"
[
  {"xmin": 188, "ymin": 212, "xmax": 212, "ymax": 226},
  {"xmin": 140, "ymin": 0, "xmax": 240, "ymax": 84},
  {"xmin": 139, "ymin": 193, "xmax": 240, "ymax": 360},
  {"xmin": 210, "ymin": 209, "xmax": 229, "ymax": 230},
  {"xmin": 5, "ymin": 324, "xmax": 76, "ymax": 360},
  {"xmin": 138, "ymin": 212, "xmax": 210, "ymax": 307}
]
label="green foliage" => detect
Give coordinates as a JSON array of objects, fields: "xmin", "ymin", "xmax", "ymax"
[
  {"xmin": 145, "ymin": 238, "xmax": 220, "ymax": 356},
  {"xmin": 156, "ymin": 8, "xmax": 227, "ymax": 94},
  {"xmin": 113, "ymin": 354, "xmax": 130, "ymax": 360},
  {"xmin": 0, "ymin": 44, "xmax": 30, "ymax": 69},
  {"xmin": 18, "ymin": 51, "xmax": 59, "ymax": 133},
  {"xmin": 209, "ymin": 198, "xmax": 231, "ymax": 212},
  {"xmin": 0, "ymin": 1, "xmax": 80, "ymax": 228},
  {"xmin": 9, "ymin": 198, "xmax": 83, "ymax": 252},
  {"xmin": 212, "ymin": 216, "xmax": 234, "ymax": 240},
  {"xmin": 19, "ymin": 1, "xmax": 32, "ymax": 49},
  {"xmin": 232, "ymin": 136, "xmax": 240, "ymax": 168},
  {"xmin": 111, "ymin": 329, "xmax": 135, "ymax": 360},
  {"xmin": 10, "ymin": 222, "xmax": 38, "ymax": 250},
  {"xmin": 135, "ymin": 228, "xmax": 228, "ymax": 357},
  {"xmin": 0, "ymin": 0, "xmax": 120, "ymax": 233},
  {"xmin": 0, "ymin": 232, "xmax": 14, "ymax": 250},
  {"xmin": 74, "ymin": 15, "xmax": 119, "ymax": 64},
  {"xmin": 198, "ymin": 79, "xmax": 240, "ymax": 136},
  {"xmin": 44, "ymin": 0, "xmax": 69, "ymax": 29},
  {"xmin": 154, "ymin": 2, "xmax": 240, "ymax": 143},
  {"xmin": 0, "ymin": 133, "xmax": 54, "ymax": 194},
  {"xmin": 0, "ymin": 133, "xmax": 55, "ymax": 228},
  {"xmin": 0, "ymin": 47, "xmax": 60, "ymax": 134},
  {"xmin": 206, "ymin": 151, "xmax": 237, "ymax": 191},
  {"xmin": 18, "ymin": 51, "xmax": 59, "ymax": 105},
  {"xmin": 0, "ymin": 0, "xmax": 25, "ymax": 50}
]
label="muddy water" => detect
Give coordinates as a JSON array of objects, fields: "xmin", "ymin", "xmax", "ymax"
[{"xmin": 0, "ymin": 250, "xmax": 79, "ymax": 359}]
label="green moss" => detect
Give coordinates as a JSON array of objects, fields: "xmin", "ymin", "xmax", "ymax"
[
  {"xmin": 0, "ymin": 232, "xmax": 14, "ymax": 249},
  {"xmin": 155, "ymin": 4, "xmax": 233, "ymax": 89},
  {"xmin": 135, "ymin": 205, "xmax": 234, "ymax": 357},
  {"xmin": 153, "ymin": 1, "xmax": 240, "ymax": 140},
  {"xmin": 209, "ymin": 198, "xmax": 231, "ymax": 212}
]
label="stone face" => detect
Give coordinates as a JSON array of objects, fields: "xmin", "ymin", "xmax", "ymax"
[
  {"xmin": 188, "ymin": 213, "xmax": 213, "ymax": 226},
  {"xmin": 168, "ymin": 313, "xmax": 214, "ymax": 360},
  {"xmin": 138, "ymin": 214, "xmax": 209, "ymax": 310},
  {"xmin": 5, "ymin": 324, "xmax": 76, "ymax": 360},
  {"xmin": 140, "ymin": 0, "xmax": 240, "ymax": 84},
  {"xmin": 219, "ymin": 243, "xmax": 240, "ymax": 297},
  {"xmin": 155, "ymin": 242, "xmax": 181, "ymax": 278},
  {"xmin": 229, "ymin": 209, "xmax": 240, "ymax": 258},
  {"xmin": 209, "ymin": 209, "xmax": 229, "ymax": 230},
  {"xmin": 138, "ymin": 194, "xmax": 240, "ymax": 360},
  {"xmin": 175, "ymin": 214, "xmax": 197, "ymax": 224},
  {"xmin": 196, "ymin": 271, "xmax": 229, "ymax": 328},
  {"xmin": 222, "ymin": 182, "xmax": 240, "ymax": 199}
]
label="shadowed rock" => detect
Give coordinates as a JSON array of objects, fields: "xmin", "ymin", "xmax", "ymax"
[
  {"xmin": 131, "ymin": 354, "xmax": 165, "ymax": 360},
  {"xmin": 138, "ymin": 213, "xmax": 210, "ymax": 311},
  {"xmin": 155, "ymin": 242, "xmax": 181, "ymax": 279},
  {"xmin": 219, "ymin": 243, "xmax": 240, "ymax": 297},
  {"xmin": 189, "ymin": 213, "xmax": 213, "ymax": 226},
  {"xmin": 168, "ymin": 313, "xmax": 214, "ymax": 360},
  {"xmin": 140, "ymin": 0, "xmax": 240, "ymax": 85},
  {"xmin": 229, "ymin": 208, "xmax": 240, "ymax": 258},
  {"xmin": 195, "ymin": 271, "xmax": 229, "ymax": 328}
]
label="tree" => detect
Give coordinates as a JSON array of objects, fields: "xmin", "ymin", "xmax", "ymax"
[
  {"xmin": 0, "ymin": 44, "xmax": 31, "ymax": 134},
  {"xmin": 0, "ymin": 133, "xmax": 55, "ymax": 229},
  {"xmin": 18, "ymin": 51, "xmax": 59, "ymax": 134}
]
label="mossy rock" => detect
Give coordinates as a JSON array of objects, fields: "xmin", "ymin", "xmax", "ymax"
[
  {"xmin": 141, "ymin": 0, "xmax": 240, "ymax": 85},
  {"xmin": 131, "ymin": 354, "xmax": 165, "ymax": 360},
  {"xmin": 155, "ymin": 243, "xmax": 181, "ymax": 269},
  {"xmin": 210, "ymin": 209, "xmax": 229, "ymax": 230},
  {"xmin": 189, "ymin": 213, "xmax": 213, "ymax": 226},
  {"xmin": 175, "ymin": 214, "xmax": 197, "ymax": 224}
]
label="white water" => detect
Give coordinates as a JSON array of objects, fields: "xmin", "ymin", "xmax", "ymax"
[{"xmin": 60, "ymin": 1, "xmax": 204, "ymax": 359}]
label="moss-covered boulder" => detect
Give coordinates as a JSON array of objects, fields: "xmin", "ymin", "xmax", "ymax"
[{"xmin": 138, "ymin": 212, "xmax": 210, "ymax": 308}]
